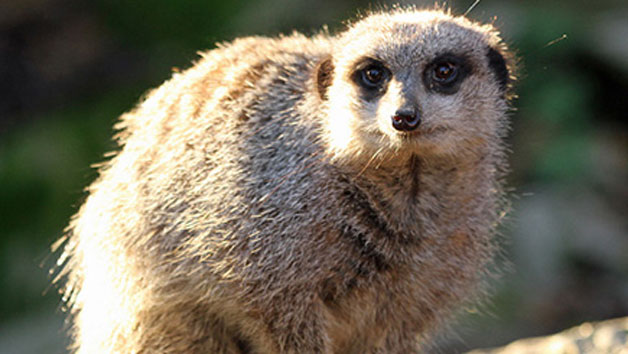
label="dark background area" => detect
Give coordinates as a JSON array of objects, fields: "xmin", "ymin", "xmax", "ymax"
[{"xmin": 1, "ymin": 0, "xmax": 626, "ymax": 352}]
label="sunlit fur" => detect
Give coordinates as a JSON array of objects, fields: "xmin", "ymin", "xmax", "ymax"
[{"xmin": 55, "ymin": 7, "xmax": 515, "ymax": 353}]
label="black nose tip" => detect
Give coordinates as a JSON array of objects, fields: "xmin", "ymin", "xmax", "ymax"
[{"xmin": 392, "ymin": 109, "xmax": 421, "ymax": 132}]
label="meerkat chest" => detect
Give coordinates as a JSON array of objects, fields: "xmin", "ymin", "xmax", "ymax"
[{"xmin": 322, "ymin": 287, "xmax": 389, "ymax": 353}]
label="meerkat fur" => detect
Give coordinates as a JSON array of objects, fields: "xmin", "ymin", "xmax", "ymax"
[{"xmin": 55, "ymin": 6, "xmax": 515, "ymax": 353}]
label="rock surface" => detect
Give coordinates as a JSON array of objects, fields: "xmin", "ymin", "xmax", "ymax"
[{"xmin": 470, "ymin": 317, "xmax": 628, "ymax": 354}]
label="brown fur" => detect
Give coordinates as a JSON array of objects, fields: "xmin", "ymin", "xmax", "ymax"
[{"xmin": 56, "ymin": 7, "xmax": 516, "ymax": 353}]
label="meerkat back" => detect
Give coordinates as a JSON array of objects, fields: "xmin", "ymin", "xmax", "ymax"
[{"xmin": 56, "ymin": 7, "xmax": 515, "ymax": 353}]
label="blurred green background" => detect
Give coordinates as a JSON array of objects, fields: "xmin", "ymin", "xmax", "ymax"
[{"xmin": 1, "ymin": 0, "xmax": 626, "ymax": 352}]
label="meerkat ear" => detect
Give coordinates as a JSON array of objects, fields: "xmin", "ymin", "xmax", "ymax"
[
  {"xmin": 486, "ymin": 47, "xmax": 509, "ymax": 92},
  {"xmin": 316, "ymin": 56, "xmax": 334, "ymax": 100}
]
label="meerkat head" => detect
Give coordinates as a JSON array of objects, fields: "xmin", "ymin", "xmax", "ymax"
[{"xmin": 316, "ymin": 8, "xmax": 514, "ymax": 165}]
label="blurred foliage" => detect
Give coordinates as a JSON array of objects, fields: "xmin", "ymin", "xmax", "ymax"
[
  {"xmin": 0, "ymin": 0, "xmax": 626, "ymax": 352},
  {"xmin": 0, "ymin": 88, "xmax": 138, "ymax": 317},
  {"xmin": 91, "ymin": 0, "xmax": 248, "ymax": 46}
]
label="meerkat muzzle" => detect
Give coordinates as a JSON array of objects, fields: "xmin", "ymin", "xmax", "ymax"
[{"xmin": 392, "ymin": 108, "xmax": 421, "ymax": 132}]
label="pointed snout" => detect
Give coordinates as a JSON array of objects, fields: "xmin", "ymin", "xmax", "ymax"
[
  {"xmin": 392, "ymin": 107, "xmax": 421, "ymax": 132},
  {"xmin": 385, "ymin": 75, "xmax": 422, "ymax": 132}
]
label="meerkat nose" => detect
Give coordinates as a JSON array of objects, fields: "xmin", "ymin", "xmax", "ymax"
[{"xmin": 392, "ymin": 108, "xmax": 421, "ymax": 132}]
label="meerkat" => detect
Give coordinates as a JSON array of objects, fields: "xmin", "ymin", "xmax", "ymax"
[{"xmin": 55, "ymin": 6, "xmax": 515, "ymax": 353}]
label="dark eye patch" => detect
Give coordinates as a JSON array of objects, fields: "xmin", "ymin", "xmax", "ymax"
[
  {"xmin": 423, "ymin": 54, "xmax": 471, "ymax": 95},
  {"xmin": 352, "ymin": 58, "xmax": 392, "ymax": 100}
]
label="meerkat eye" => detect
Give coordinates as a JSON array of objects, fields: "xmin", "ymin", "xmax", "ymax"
[
  {"xmin": 355, "ymin": 61, "xmax": 391, "ymax": 91},
  {"xmin": 433, "ymin": 62, "xmax": 458, "ymax": 83},
  {"xmin": 424, "ymin": 55, "xmax": 471, "ymax": 95},
  {"xmin": 362, "ymin": 66, "xmax": 385, "ymax": 87}
]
